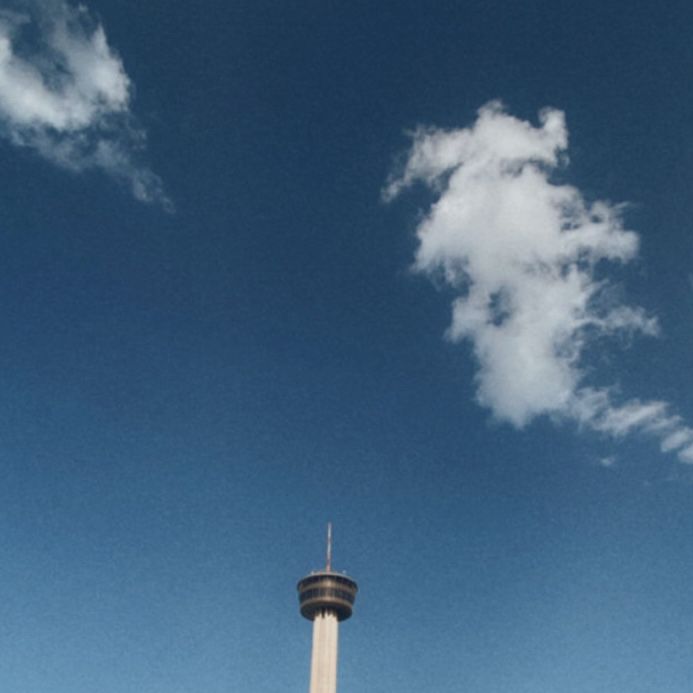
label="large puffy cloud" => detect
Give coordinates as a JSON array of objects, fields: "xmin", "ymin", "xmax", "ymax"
[
  {"xmin": 0, "ymin": 1, "xmax": 170, "ymax": 208},
  {"xmin": 386, "ymin": 101, "xmax": 692, "ymax": 463}
]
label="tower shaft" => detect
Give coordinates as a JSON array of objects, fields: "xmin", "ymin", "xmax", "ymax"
[{"xmin": 309, "ymin": 610, "xmax": 339, "ymax": 693}]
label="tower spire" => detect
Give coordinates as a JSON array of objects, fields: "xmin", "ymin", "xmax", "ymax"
[{"xmin": 326, "ymin": 522, "xmax": 332, "ymax": 572}]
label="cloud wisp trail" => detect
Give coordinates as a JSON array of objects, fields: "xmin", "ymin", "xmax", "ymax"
[
  {"xmin": 385, "ymin": 101, "xmax": 693, "ymax": 464},
  {"xmin": 0, "ymin": 1, "xmax": 171, "ymax": 209}
]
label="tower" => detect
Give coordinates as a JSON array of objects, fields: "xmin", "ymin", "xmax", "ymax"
[{"xmin": 297, "ymin": 524, "xmax": 358, "ymax": 693}]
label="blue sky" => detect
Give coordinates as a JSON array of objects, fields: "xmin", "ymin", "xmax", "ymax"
[{"xmin": 0, "ymin": 1, "xmax": 693, "ymax": 691}]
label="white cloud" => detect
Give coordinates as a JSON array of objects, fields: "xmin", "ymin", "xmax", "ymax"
[
  {"xmin": 0, "ymin": 1, "xmax": 170, "ymax": 209},
  {"xmin": 678, "ymin": 445, "xmax": 693, "ymax": 464},
  {"xmin": 599, "ymin": 456, "xmax": 617, "ymax": 468},
  {"xmin": 386, "ymin": 101, "xmax": 692, "ymax": 464},
  {"xmin": 661, "ymin": 427, "xmax": 693, "ymax": 453}
]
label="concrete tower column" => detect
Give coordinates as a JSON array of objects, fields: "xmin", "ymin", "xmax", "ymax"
[
  {"xmin": 298, "ymin": 525, "xmax": 358, "ymax": 693},
  {"xmin": 309, "ymin": 610, "xmax": 339, "ymax": 693}
]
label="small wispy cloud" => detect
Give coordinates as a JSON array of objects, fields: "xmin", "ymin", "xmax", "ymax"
[
  {"xmin": 0, "ymin": 1, "xmax": 170, "ymax": 209},
  {"xmin": 599, "ymin": 456, "xmax": 617, "ymax": 468},
  {"xmin": 385, "ymin": 101, "xmax": 693, "ymax": 464}
]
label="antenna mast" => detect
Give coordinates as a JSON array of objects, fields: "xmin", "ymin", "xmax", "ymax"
[{"xmin": 326, "ymin": 522, "xmax": 332, "ymax": 571}]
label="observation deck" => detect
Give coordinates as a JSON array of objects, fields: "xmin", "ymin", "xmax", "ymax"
[{"xmin": 297, "ymin": 571, "xmax": 358, "ymax": 621}]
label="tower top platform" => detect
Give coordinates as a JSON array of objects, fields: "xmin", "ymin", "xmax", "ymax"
[
  {"xmin": 298, "ymin": 524, "xmax": 358, "ymax": 621},
  {"xmin": 297, "ymin": 570, "xmax": 358, "ymax": 621}
]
